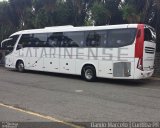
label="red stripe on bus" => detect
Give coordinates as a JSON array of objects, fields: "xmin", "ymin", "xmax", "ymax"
[{"xmin": 135, "ymin": 24, "xmax": 144, "ymax": 58}]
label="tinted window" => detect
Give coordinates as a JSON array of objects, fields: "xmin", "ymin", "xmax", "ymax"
[
  {"xmin": 85, "ymin": 31, "xmax": 101, "ymax": 47},
  {"xmin": 47, "ymin": 32, "xmax": 63, "ymax": 47},
  {"xmin": 6, "ymin": 35, "xmax": 19, "ymax": 52},
  {"xmin": 32, "ymin": 33, "xmax": 48, "ymax": 47},
  {"xmin": 62, "ymin": 32, "xmax": 84, "ymax": 47},
  {"xmin": 18, "ymin": 34, "xmax": 32, "ymax": 48},
  {"xmin": 107, "ymin": 28, "xmax": 136, "ymax": 47},
  {"xmin": 1, "ymin": 35, "xmax": 19, "ymax": 52},
  {"xmin": 97, "ymin": 31, "xmax": 107, "ymax": 47},
  {"xmin": 144, "ymin": 27, "xmax": 156, "ymax": 43},
  {"xmin": 18, "ymin": 34, "xmax": 48, "ymax": 48},
  {"xmin": 84, "ymin": 31, "xmax": 107, "ymax": 47},
  {"xmin": 2, "ymin": 39, "xmax": 14, "ymax": 50}
]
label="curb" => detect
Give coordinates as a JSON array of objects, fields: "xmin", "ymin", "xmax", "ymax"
[{"xmin": 150, "ymin": 76, "xmax": 160, "ymax": 80}]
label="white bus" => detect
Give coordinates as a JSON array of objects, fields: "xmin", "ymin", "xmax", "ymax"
[{"xmin": 4, "ymin": 24, "xmax": 156, "ymax": 81}]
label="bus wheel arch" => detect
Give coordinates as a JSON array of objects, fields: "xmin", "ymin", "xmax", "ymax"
[
  {"xmin": 81, "ymin": 64, "xmax": 97, "ymax": 82},
  {"xmin": 16, "ymin": 60, "xmax": 25, "ymax": 72}
]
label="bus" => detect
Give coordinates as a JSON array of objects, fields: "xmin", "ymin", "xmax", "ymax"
[{"xmin": 4, "ymin": 24, "xmax": 156, "ymax": 81}]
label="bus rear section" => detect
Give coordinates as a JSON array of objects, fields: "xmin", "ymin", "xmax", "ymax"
[{"xmin": 134, "ymin": 24, "xmax": 156, "ymax": 79}]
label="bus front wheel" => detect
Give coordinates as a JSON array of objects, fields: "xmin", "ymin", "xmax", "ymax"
[
  {"xmin": 16, "ymin": 61, "xmax": 25, "ymax": 72},
  {"xmin": 82, "ymin": 65, "xmax": 96, "ymax": 82}
]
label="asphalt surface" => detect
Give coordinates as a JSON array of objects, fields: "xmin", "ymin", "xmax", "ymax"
[
  {"xmin": 0, "ymin": 67, "xmax": 160, "ymax": 124},
  {"xmin": 0, "ymin": 105, "xmax": 48, "ymax": 122}
]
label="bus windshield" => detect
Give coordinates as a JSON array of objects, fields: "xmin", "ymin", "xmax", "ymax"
[{"xmin": 1, "ymin": 35, "xmax": 19, "ymax": 54}]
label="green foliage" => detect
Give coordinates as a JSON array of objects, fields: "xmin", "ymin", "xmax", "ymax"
[
  {"xmin": 0, "ymin": 1, "xmax": 16, "ymax": 41},
  {"xmin": 0, "ymin": 0, "xmax": 160, "ymax": 50},
  {"xmin": 105, "ymin": 0, "xmax": 123, "ymax": 24},
  {"xmin": 91, "ymin": 2, "xmax": 110, "ymax": 25},
  {"xmin": 54, "ymin": 1, "xmax": 74, "ymax": 26},
  {"xmin": 121, "ymin": 4, "xmax": 140, "ymax": 23}
]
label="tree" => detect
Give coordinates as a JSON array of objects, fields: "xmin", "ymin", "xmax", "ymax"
[
  {"xmin": 120, "ymin": 0, "xmax": 143, "ymax": 23},
  {"xmin": 121, "ymin": 4, "xmax": 140, "ymax": 23},
  {"xmin": 0, "ymin": 1, "xmax": 16, "ymax": 42},
  {"xmin": 147, "ymin": 0, "xmax": 160, "ymax": 51},
  {"xmin": 0, "ymin": 0, "xmax": 160, "ymax": 52},
  {"xmin": 105, "ymin": 0, "xmax": 124, "ymax": 24},
  {"xmin": 91, "ymin": 1, "xmax": 110, "ymax": 25},
  {"xmin": 9, "ymin": 0, "xmax": 32, "ymax": 29}
]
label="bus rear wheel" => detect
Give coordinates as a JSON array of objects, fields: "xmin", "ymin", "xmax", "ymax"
[
  {"xmin": 16, "ymin": 61, "xmax": 25, "ymax": 72},
  {"xmin": 82, "ymin": 65, "xmax": 96, "ymax": 82}
]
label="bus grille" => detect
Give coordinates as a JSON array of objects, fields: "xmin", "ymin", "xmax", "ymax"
[
  {"xmin": 145, "ymin": 47, "xmax": 155, "ymax": 54},
  {"xmin": 113, "ymin": 62, "xmax": 131, "ymax": 77}
]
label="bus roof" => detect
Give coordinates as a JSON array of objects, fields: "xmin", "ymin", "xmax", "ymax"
[{"xmin": 10, "ymin": 24, "xmax": 139, "ymax": 37}]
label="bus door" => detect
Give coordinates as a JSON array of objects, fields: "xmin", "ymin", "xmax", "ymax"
[
  {"xmin": 29, "ymin": 48, "xmax": 44, "ymax": 71},
  {"xmin": 5, "ymin": 35, "xmax": 19, "ymax": 68},
  {"xmin": 21, "ymin": 34, "xmax": 45, "ymax": 71}
]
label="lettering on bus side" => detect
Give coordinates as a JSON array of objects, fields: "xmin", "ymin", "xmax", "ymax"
[
  {"xmin": 16, "ymin": 47, "xmax": 129, "ymax": 61},
  {"xmin": 118, "ymin": 48, "xmax": 129, "ymax": 61},
  {"xmin": 102, "ymin": 48, "xmax": 113, "ymax": 61},
  {"xmin": 76, "ymin": 48, "xmax": 84, "ymax": 60}
]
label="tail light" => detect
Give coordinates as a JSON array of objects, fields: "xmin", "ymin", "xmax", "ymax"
[
  {"xmin": 135, "ymin": 24, "xmax": 144, "ymax": 71},
  {"xmin": 137, "ymin": 58, "xmax": 143, "ymax": 71},
  {"xmin": 135, "ymin": 24, "xmax": 144, "ymax": 58}
]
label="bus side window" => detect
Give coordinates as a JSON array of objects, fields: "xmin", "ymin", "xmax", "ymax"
[
  {"xmin": 61, "ymin": 35, "xmax": 70, "ymax": 47},
  {"xmin": 63, "ymin": 32, "xmax": 84, "ymax": 47},
  {"xmin": 144, "ymin": 28, "xmax": 155, "ymax": 42},
  {"xmin": 33, "ymin": 33, "xmax": 48, "ymax": 47},
  {"xmin": 3, "ymin": 35, "xmax": 19, "ymax": 51},
  {"xmin": 18, "ymin": 34, "xmax": 31, "ymax": 49},
  {"xmin": 107, "ymin": 29, "xmax": 136, "ymax": 48},
  {"xmin": 85, "ymin": 31, "xmax": 100, "ymax": 47},
  {"xmin": 96, "ymin": 31, "xmax": 107, "ymax": 47},
  {"xmin": 47, "ymin": 32, "xmax": 63, "ymax": 47},
  {"xmin": 144, "ymin": 28, "xmax": 151, "ymax": 41}
]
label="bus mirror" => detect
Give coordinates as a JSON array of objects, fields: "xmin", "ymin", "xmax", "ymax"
[
  {"xmin": 7, "ymin": 46, "xmax": 14, "ymax": 51},
  {"xmin": 16, "ymin": 44, "xmax": 23, "ymax": 50}
]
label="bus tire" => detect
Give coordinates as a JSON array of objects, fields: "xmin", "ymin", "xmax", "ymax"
[
  {"xmin": 82, "ymin": 65, "xmax": 96, "ymax": 82},
  {"xmin": 16, "ymin": 60, "xmax": 25, "ymax": 72}
]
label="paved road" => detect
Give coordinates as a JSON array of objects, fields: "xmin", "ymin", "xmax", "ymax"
[
  {"xmin": 0, "ymin": 105, "xmax": 48, "ymax": 122},
  {"xmin": 0, "ymin": 67, "xmax": 160, "ymax": 124}
]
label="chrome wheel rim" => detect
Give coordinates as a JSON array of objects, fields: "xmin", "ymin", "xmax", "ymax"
[
  {"xmin": 85, "ymin": 69, "xmax": 93, "ymax": 80},
  {"xmin": 18, "ymin": 63, "xmax": 24, "ymax": 71}
]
